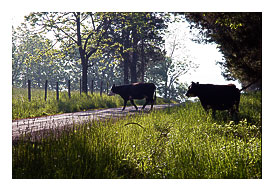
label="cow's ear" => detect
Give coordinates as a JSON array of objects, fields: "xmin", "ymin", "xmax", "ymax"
[{"xmin": 196, "ymin": 82, "xmax": 199, "ymax": 85}]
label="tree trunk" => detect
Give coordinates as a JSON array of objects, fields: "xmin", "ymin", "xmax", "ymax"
[
  {"xmin": 131, "ymin": 27, "xmax": 138, "ymax": 83},
  {"xmin": 140, "ymin": 38, "xmax": 145, "ymax": 82},
  {"xmin": 76, "ymin": 12, "xmax": 88, "ymax": 94},
  {"xmin": 164, "ymin": 73, "xmax": 168, "ymax": 99},
  {"xmin": 123, "ymin": 53, "xmax": 130, "ymax": 84},
  {"xmin": 121, "ymin": 29, "xmax": 130, "ymax": 85},
  {"xmin": 82, "ymin": 59, "xmax": 88, "ymax": 94}
]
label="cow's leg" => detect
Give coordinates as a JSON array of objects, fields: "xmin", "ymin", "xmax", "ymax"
[
  {"xmin": 202, "ymin": 105, "xmax": 209, "ymax": 113},
  {"xmin": 212, "ymin": 109, "xmax": 216, "ymax": 118},
  {"xmin": 230, "ymin": 106, "xmax": 239, "ymax": 121},
  {"xmin": 235, "ymin": 100, "xmax": 240, "ymax": 112},
  {"xmin": 142, "ymin": 99, "xmax": 150, "ymax": 110},
  {"xmin": 130, "ymin": 99, "xmax": 138, "ymax": 111},
  {"xmin": 122, "ymin": 100, "xmax": 127, "ymax": 111},
  {"xmin": 229, "ymin": 107, "xmax": 235, "ymax": 116},
  {"xmin": 149, "ymin": 98, "xmax": 154, "ymax": 110},
  {"xmin": 150, "ymin": 99, "xmax": 154, "ymax": 110}
]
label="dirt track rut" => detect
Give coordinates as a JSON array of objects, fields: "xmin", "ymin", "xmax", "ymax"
[{"xmin": 12, "ymin": 104, "xmax": 179, "ymax": 141}]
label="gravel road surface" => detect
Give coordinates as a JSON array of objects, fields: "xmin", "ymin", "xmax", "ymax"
[{"xmin": 12, "ymin": 104, "xmax": 179, "ymax": 141}]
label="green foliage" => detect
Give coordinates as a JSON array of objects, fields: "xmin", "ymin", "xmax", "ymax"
[
  {"xmin": 13, "ymin": 92, "xmax": 261, "ymax": 178},
  {"xmin": 107, "ymin": 12, "xmax": 169, "ymax": 84},
  {"xmin": 12, "ymin": 25, "xmax": 69, "ymax": 89},
  {"xmin": 184, "ymin": 12, "xmax": 262, "ymax": 85},
  {"xmin": 16, "ymin": 12, "xmax": 170, "ymax": 93},
  {"xmin": 145, "ymin": 56, "xmax": 191, "ymax": 102}
]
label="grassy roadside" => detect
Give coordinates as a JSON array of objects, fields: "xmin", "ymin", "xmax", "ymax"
[
  {"xmin": 12, "ymin": 91, "xmax": 261, "ymax": 179},
  {"xmin": 12, "ymin": 87, "xmax": 175, "ymax": 120}
]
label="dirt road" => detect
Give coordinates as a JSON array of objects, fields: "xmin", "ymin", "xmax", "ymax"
[{"xmin": 12, "ymin": 104, "xmax": 179, "ymax": 141}]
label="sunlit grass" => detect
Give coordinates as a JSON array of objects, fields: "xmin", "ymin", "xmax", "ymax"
[
  {"xmin": 12, "ymin": 87, "xmax": 172, "ymax": 120},
  {"xmin": 12, "ymin": 91, "xmax": 261, "ymax": 178}
]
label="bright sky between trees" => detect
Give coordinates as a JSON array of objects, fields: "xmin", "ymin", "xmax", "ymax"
[{"xmin": 164, "ymin": 17, "xmax": 241, "ymax": 88}]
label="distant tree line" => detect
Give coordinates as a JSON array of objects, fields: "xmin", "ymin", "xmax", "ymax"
[
  {"xmin": 12, "ymin": 13, "xmax": 193, "ymax": 102},
  {"xmin": 12, "ymin": 12, "xmax": 261, "ymax": 104}
]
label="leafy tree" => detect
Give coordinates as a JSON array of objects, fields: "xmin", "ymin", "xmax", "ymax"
[
  {"xmin": 12, "ymin": 26, "xmax": 25, "ymax": 87},
  {"xmin": 22, "ymin": 12, "xmax": 170, "ymax": 92},
  {"xmin": 107, "ymin": 12, "xmax": 169, "ymax": 84},
  {"xmin": 12, "ymin": 24, "xmax": 64, "ymax": 89},
  {"xmin": 183, "ymin": 12, "xmax": 262, "ymax": 87},
  {"xmin": 25, "ymin": 12, "xmax": 114, "ymax": 93}
]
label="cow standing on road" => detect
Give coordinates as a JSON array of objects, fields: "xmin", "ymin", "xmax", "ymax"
[{"xmin": 108, "ymin": 83, "xmax": 157, "ymax": 111}]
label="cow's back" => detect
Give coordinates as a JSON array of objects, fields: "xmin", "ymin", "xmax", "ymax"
[
  {"xmin": 197, "ymin": 84, "xmax": 240, "ymax": 110},
  {"xmin": 129, "ymin": 83, "xmax": 155, "ymax": 99}
]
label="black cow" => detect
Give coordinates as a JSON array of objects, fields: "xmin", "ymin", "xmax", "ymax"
[
  {"xmin": 108, "ymin": 83, "xmax": 157, "ymax": 111},
  {"xmin": 186, "ymin": 82, "xmax": 241, "ymax": 117}
]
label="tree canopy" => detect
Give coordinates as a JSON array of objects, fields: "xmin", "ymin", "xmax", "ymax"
[
  {"xmin": 24, "ymin": 12, "xmax": 172, "ymax": 93},
  {"xmin": 183, "ymin": 12, "xmax": 262, "ymax": 88}
]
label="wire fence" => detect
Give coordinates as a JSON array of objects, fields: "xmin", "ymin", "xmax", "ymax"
[{"xmin": 25, "ymin": 79, "xmax": 112, "ymax": 101}]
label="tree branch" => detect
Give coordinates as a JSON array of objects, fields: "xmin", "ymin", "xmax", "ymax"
[
  {"xmin": 84, "ymin": 32, "xmax": 94, "ymax": 53},
  {"xmin": 56, "ymin": 27, "xmax": 78, "ymax": 44},
  {"xmin": 89, "ymin": 13, "xmax": 96, "ymax": 31},
  {"xmin": 86, "ymin": 17, "xmax": 112, "ymax": 59}
]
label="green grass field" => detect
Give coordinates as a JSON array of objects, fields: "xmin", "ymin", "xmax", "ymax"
[
  {"xmin": 12, "ymin": 91, "xmax": 261, "ymax": 179},
  {"xmin": 12, "ymin": 87, "xmax": 173, "ymax": 120}
]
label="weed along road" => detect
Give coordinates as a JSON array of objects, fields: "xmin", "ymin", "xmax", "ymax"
[{"xmin": 12, "ymin": 104, "xmax": 179, "ymax": 142}]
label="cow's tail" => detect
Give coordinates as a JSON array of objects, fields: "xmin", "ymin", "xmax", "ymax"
[{"xmin": 239, "ymin": 78, "xmax": 260, "ymax": 92}]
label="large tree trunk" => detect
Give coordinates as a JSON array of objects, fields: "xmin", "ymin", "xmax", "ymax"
[
  {"xmin": 122, "ymin": 29, "xmax": 130, "ymax": 85},
  {"xmin": 140, "ymin": 38, "xmax": 145, "ymax": 82},
  {"xmin": 123, "ymin": 54, "xmax": 130, "ymax": 85},
  {"xmin": 76, "ymin": 12, "xmax": 88, "ymax": 94},
  {"xmin": 81, "ymin": 59, "xmax": 88, "ymax": 94},
  {"xmin": 131, "ymin": 27, "xmax": 138, "ymax": 83}
]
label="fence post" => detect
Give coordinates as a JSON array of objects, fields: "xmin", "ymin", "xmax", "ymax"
[
  {"xmin": 28, "ymin": 80, "xmax": 31, "ymax": 102},
  {"xmin": 45, "ymin": 80, "xmax": 48, "ymax": 101},
  {"xmin": 68, "ymin": 80, "xmax": 71, "ymax": 99},
  {"xmin": 56, "ymin": 82, "xmax": 59, "ymax": 101},
  {"xmin": 100, "ymin": 81, "xmax": 103, "ymax": 96},
  {"xmin": 80, "ymin": 78, "xmax": 82, "ymax": 95},
  {"xmin": 91, "ymin": 80, "xmax": 94, "ymax": 95},
  {"xmin": 106, "ymin": 82, "xmax": 109, "ymax": 95}
]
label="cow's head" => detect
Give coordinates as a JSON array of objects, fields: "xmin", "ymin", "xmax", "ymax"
[
  {"xmin": 186, "ymin": 82, "xmax": 199, "ymax": 97},
  {"xmin": 108, "ymin": 84, "xmax": 117, "ymax": 96}
]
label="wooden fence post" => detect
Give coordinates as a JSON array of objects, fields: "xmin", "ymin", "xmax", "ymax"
[
  {"xmin": 91, "ymin": 80, "xmax": 94, "ymax": 95},
  {"xmin": 80, "ymin": 78, "xmax": 82, "ymax": 95},
  {"xmin": 45, "ymin": 80, "xmax": 48, "ymax": 101},
  {"xmin": 106, "ymin": 82, "xmax": 109, "ymax": 95},
  {"xmin": 28, "ymin": 80, "xmax": 31, "ymax": 102},
  {"xmin": 68, "ymin": 80, "xmax": 71, "ymax": 99},
  {"xmin": 56, "ymin": 82, "xmax": 59, "ymax": 101},
  {"xmin": 100, "ymin": 81, "xmax": 103, "ymax": 96}
]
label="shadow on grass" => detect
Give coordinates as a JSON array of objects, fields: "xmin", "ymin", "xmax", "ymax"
[{"xmin": 13, "ymin": 130, "xmax": 145, "ymax": 179}]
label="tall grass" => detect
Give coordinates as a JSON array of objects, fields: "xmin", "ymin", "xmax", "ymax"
[
  {"xmin": 12, "ymin": 91, "xmax": 261, "ymax": 179},
  {"xmin": 12, "ymin": 87, "xmax": 172, "ymax": 120}
]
